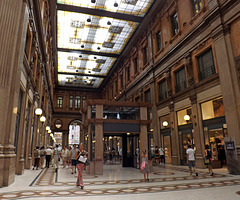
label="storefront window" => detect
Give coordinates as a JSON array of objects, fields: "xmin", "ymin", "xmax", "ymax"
[
  {"xmin": 177, "ymin": 107, "xmax": 192, "ymax": 125},
  {"xmin": 201, "ymin": 97, "xmax": 225, "ymax": 120}
]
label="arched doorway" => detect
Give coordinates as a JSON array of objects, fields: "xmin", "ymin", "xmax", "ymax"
[{"xmin": 68, "ymin": 120, "xmax": 82, "ymax": 146}]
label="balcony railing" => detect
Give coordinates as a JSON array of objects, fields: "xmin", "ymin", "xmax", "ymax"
[
  {"xmin": 175, "ymin": 80, "xmax": 186, "ymax": 93},
  {"xmin": 199, "ymin": 65, "xmax": 216, "ymax": 81}
]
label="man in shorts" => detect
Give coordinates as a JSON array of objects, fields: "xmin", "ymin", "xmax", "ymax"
[
  {"xmin": 71, "ymin": 144, "xmax": 78, "ymax": 174},
  {"xmin": 186, "ymin": 144, "xmax": 198, "ymax": 176}
]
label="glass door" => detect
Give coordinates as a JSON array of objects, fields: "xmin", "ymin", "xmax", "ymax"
[
  {"xmin": 179, "ymin": 130, "xmax": 193, "ymax": 165},
  {"xmin": 204, "ymin": 127, "xmax": 227, "ymax": 168},
  {"xmin": 163, "ymin": 135, "xmax": 172, "ymax": 164}
]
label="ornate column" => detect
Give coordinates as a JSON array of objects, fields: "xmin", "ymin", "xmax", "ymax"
[
  {"xmin": 213, "ymin": 25, "xmax": 240, "ymax": 174},
  {"xmin": 0, "ymin": 0, "xmax": 26, "ymax": 186},
  {"xmin": 189, "ymin": 93, "xmax": 205, "ymax": 168},
  {"xmin": 169, "ymin": 102, "xmax": 179, "ymax": 165},
  {"xmin": 140, "ymin": 107, "xmax": 148, "ymax": 154},
  {"xmin": 95, "ymin": 105, "xmax": 103, "ymax": 175}
]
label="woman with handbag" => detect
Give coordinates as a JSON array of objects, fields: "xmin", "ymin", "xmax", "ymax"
[
  {"xmin": 205, "ymin": 145, "xmax": 214, "ymax": 176},
  {"xmin": 75, "ymin": 144, "xmax": 87, "ymax": 189},
  {"xmin": 141, "ymin": 150, "xmax": 150, "ymax": 182}
]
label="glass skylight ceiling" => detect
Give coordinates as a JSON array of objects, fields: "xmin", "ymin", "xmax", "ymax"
[
  {"xmin": 57, "ymin": 0, "xmax": 153, "ymax": 17},
  {"xmin": 56, "ymin": 0, "xmax": 155, "ymax": 88}
]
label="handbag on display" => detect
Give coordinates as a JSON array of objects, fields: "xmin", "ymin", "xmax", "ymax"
[
  {"xmin": 140, "ymin": 161, "xmax": 146, "ymax": 170},
  {"xmin": 79, "ymin": 155, "xmax": 87, "ymax": 163}
]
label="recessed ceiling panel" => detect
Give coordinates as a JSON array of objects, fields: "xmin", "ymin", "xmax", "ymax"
[
  {"xmin": 57, "ymin": 10, "xmax": 138, "ymax": 54},
  {"xmin": 58, "ymin": 74, "xmax": 104, "ymax": 88},
  {"xmin": 57, "ymin": 0, "xmax": 154, "ymax": 17},
  {"xmin": 58, "ymin": 51, "xmax": 116, "ymax": 76}
]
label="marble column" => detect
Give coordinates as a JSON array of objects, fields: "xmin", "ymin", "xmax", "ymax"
[
  {"xmin": 95, "ymin": 105, "xmax": 103, "ymax": 175},
  {"xmin": 169, "ymin": 103, "xmax": 179, "ymax": 165},
  {"xmin": 213, "ymin": 26, "xmax": 240, "ymax": 174},
  {"xmin": 0, "ymin": 0, "xmax": 26, "ymax": 186},
  {"xmin": 140, "ymin": 107, "xmax": 148, "ymax": 154},
  {"xmin": 190, "ymin": 93, "xmax": 205, "ymax": 168}
]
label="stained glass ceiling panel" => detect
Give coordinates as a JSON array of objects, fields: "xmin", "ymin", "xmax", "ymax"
[
  {"xmin": 57, "ymin": 10, "xmax": 138, "ymax": 53},
  {"xmin": 57, "ymin": 0, "xmax": 154, "ymax": 17},
  {"xmin": 58, "ymin": 51, "xmax": 116, "ymax": 76},
  {"xmin": 58, "ymin": 74, "xmax": 104, "ymax": 88}
]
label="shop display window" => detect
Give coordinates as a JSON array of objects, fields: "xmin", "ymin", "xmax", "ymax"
[
  {"xmin": 177, "ymin": 107, "xmax": 192, "ymax": 126},
  {"xmin": 201, "ymin": 97, "xmax": 225, "ymax": 120}
]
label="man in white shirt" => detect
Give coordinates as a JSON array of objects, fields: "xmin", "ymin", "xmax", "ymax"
[
  {"xmin": 159, "ymin": 147, "xmax": 165, "ymax": 164},
  {"xmin": 186, "ymin": 144, "xmax": 198, "ymax": 176}
]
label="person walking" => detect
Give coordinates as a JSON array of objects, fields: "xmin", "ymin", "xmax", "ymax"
[
  {"xmin": 45, "ymin": 146, "xmax": 52, "ymax": 168},
  {"xmin": 53, "ymin": 144, "xmax": 61, "ymax": 172},
  {"xmin": 71, "ymin": 144, "xmax": 78, "ymax": 174},
  {"xmin": 205, "ymin": 145, "xmax": 214, "ymax": 176},
  {"xmin": 33, "ymin": 146, "xmax": 40, "ymax": 170},
  {"xmin": 154, "ymin": 146, "xmax": 160, "ymax": 165},
  {"xmin": 62, "ymin": 146, "xmax": 68, "ymax": 168},
  {"xmin": 186, "ymin": 144, "xmax": 198, "ymax": 176},
  {"xmin": 141, "ymin": 150, "xmax": 150, "ymax": 182},
  {"xmin": 75, "ymin": 144, "xmax": 87, "ymax": 189},
  {"xmin": 67, "ymin": 146, "xmax": 72, "ymax": 168},
  {"xmin": 40, "ymin": 146, "xmax": 45, "ymax": 169},
  {"xmin": 159, "ymin": 147, "xmax": 165, "ymax": 164}
]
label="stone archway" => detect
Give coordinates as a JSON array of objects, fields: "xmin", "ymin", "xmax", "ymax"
[{"xmin": 68, "ymin": 120, "xmax": 82, "ymax": 146}]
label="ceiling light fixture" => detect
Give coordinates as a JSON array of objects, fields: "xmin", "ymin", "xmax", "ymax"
[
  {"xmin": 87, "ymin": 18, "xmax": 91, "ymax": 23},
  {"xmin": 94, "ymin": 56, "xmax": 97, "ymax": 59},
  {"xmin": 97, "ymin": 46, "xmax": 101, "ymax": 50},
  {"xmin": 79, "ymin": 55, "xmax": 82, "ymax": 58},
  {"xmin": 81, "ymin": 44, "xmax": 84, "ymax": 48},
  {"xmin": 91, "ymin": 0, "xmax": 96, "ymax": 3},
  {"xmin": 107, "ymin": 21, "xmax": 111, "ymax": 25},
  {"xmin": 114, "ymin": 2, "xmax": 118, "ymax": 7}
]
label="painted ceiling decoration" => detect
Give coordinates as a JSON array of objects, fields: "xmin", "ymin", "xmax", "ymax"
[{"xmin": 56, "ymin": 0, "xmax": 155, "ymax": 88}]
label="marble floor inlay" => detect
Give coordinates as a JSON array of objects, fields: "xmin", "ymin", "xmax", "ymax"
[{"xmin": 0, "ymin": 164, "xmax": 240, "ymax": 200}]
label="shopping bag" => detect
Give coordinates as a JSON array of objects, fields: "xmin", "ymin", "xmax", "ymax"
[
  {"xmin": 141, "ymin": 161, "xmax": 146, "ymax": 170},
  {"xmin": 79, "ymin": 156, "xmax": 87, "ymax": 163}
]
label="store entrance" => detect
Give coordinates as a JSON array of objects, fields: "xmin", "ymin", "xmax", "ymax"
[
  {"xmin": 205, "ymin": 127, "xmax": 227, "ymax": 168},
  {"xmin": 103, "ymin": 134, "xmax": 140, "ymax": 168},
  {"xmin": 179, "ymin": 130, "xmax": 193, "ymax": 165},
  {"xmin": 122, "ymin": 134, "xmax": 140, "ymax": 168},
  {"xmin": 203, "ymin": 117, "xmax": 228, "ymax": 168},
  {"xmin": 162, "ymin": 134, "xmax": 172, "ymax": 164}
]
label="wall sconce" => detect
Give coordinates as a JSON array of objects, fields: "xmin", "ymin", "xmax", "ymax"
[
  {"xmin": 184, "ymin": 114, "xmax": 190, "ymax": 121},
  {"xmin": 48, "ymin": 129, "xmax": 51, "ymax": 133},
  {"xmin": 40, "ymin": 116, "xmax": 46, "ymax": 123},
  {"xmin": 35, "ymin": 108, "xmax": 42, "ymax": 116},
  {"xmin": 163, "ymin": 121, "xmax": 168, "ymax": 127},
  {"xmin": 46, "ymin": 126, "xmax": 50, "ymax": 131}
]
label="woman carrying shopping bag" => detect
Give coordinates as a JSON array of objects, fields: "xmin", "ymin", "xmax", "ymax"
[
  {"xmin": 75, "ymin": 144, "xmax": 87, "ymax": 189},
  {"xmin": 141, "ymin": 150, "xmax": 150, "ymax": 182}
]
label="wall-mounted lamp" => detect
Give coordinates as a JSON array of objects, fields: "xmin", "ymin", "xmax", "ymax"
[
  {"xmin": 40, "ymin": 116, "xmax": 46, "ymax": 123},
  {"xmin": 184, "ymin": 114, "xmax": 190, "ymax": 121},
  {"xmin": 48, "ymin": 129, "xmax": 51, "ymax": 133},
  {"xmin": 35, "ymin": 108, "xmax": 42, "ymax": 116},
  {"xmin": 163, "ymin": 121, "xmax": 168, "ymax": 127},
  {"xmin": 46, "ymin": 126, "xmax": 50, "ymax": 131}
]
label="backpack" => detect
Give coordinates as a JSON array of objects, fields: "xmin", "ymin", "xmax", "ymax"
[{"xmin": 34, "ymin": 149, "xmax": 39, "ymax": 158}]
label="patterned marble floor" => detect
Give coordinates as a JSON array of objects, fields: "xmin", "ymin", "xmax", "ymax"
[{"xmin": 0, "ymin": 163, "xmax": 240, "ymax": 200}]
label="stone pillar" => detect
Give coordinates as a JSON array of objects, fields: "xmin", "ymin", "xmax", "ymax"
[
  {"xmin": 0, "ymin": 0, "xmax": 26, "ymax": 186},
  {"xmin": 140, "ymin": 107, "xmax": 148, "ymax": 154},
  {"xmin": 95, "ymin": 105, "xmax": 103, "ymax": 175},
  {"xmin": 15, "ymin": 86, "xmax": 28, "ymax": 175},
  {"xmin": 190, "ymin": 93, "xmax": 205, "ymax": 168},
  {"xmin": 169, "ymin": 103, "xmax": 179, "ymax": 165},
  {"xmin": 25, "ymin": 93, "xmax": 35, "ymax": 169},
  {"xmin": 150, "ymin": 79, "xmax": 159, "ymax": 146},
  {"xmin": 213, "ymin": 26, "xmax": 240, "ymax": 174}
]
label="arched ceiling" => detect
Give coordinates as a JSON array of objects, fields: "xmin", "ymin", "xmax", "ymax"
[{"xmin": 56, "ymin": 0, "xmax": 156, "ymax": 89}]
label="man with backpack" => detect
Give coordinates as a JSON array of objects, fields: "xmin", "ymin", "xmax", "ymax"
[{"xmin": 33, "ymin": 146, "xmax": 40, "ymax": 170}]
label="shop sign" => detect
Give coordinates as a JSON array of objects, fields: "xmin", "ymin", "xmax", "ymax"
[{"xmin": 225, "ymin": 141, "xmax": 235, "ymax": 150}]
